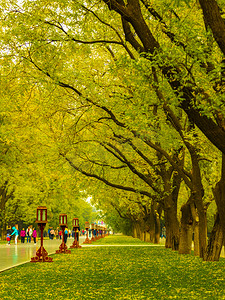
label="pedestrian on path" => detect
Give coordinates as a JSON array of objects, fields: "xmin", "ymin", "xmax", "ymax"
[
  {"xmin": 29, "ymin": 227, "xmax": 33, "ymax": 242},
  {"xmin": 32, "ymin": 228, "xmax": 37, "ymax": 244},
  {"xmin": 50, "ymin": 228, "xmax": 55, "ymax": 240},
  {"xmin": 55, "ymin": 227, "xmax": 59, "ymax": 239},
  {"xmin": 64, "ymin": 227, "xmax": 68, "ymax": 244},
  {"xmin": 48, "ymin": 227, "xmax": 51, "ymax": 239},
  {"xmin": 161, "ymin": 226, "xmax": 166, "ymax": 238},
  {"xmin": 11, "ymin": 226, "xmax": 19, "ymax": 245},
  {"xmin": 20, "ymin": 228, "xmax": 26, "ymax": 243},
  {"xmin": 6, "ymin": 226, "xmax": 12, "ymax": 245},
  {"xmin": 26, "ymin": 227, "xmax": 32, "ymax": 243}
]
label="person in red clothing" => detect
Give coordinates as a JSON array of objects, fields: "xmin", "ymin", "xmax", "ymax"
[
  {"xmin": 6, "ymin": 226, "xmax": 12, "ymax": 245},
  {"xmin": 32, "ymin": 228, "xmax": 37, "ymax": 244},
  {"xmin": 20, "ymin": 228, "xmax": 26, "ymax": 243},
  {"xmin": 59, "ymin": 230, "xmax": 62, "ymax": 240}
]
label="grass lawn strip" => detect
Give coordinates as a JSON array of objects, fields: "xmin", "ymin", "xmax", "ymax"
[{"xmin": 0, "ymin": 235, "xmax": 225, "ymax": 299}]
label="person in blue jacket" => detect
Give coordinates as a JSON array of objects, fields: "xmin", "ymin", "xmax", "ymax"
[{"xmin": 11, "ymin": 226, "xmax": 19, "ymax": 245}]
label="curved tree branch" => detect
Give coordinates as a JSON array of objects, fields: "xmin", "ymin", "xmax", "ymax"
[
  {"xmin": 101, "ymin": 141, "xmax": 161, "ymax": 194},
  {"xmin": 61, "ymin": 153, "xmax": 154, "ymax": 198}
]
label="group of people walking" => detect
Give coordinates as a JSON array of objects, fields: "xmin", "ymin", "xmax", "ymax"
[
  {"xmin": 48, "ymin": 227, "xmax": 70, "ymax": 243},
  {"xmin": 6, "ymin": 225, "xmax": 77, "ymax": 246},
  {"xmin": 6, "ymin": 226, "xmax": 37, "ymax": 245},
  {"xmin": 48, "ymin": 227, "xmax": 61, "ymax": 240}
]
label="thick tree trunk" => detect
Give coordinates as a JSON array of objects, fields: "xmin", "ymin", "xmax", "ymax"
[
  {"xmin": 0, "ymin": 210, "xmax": 6, "ymax": 240},
  {"xmin": 145, "ymin": 231, "xmax": 151, "ymax": 242},
  {"xmin": 162, "ymin": 175, "xmax": 180, "ymax": 250},
  {"xmin": 143, "ymin": 201, "xmax": 161, "ymax": 244},
  {"xmin": 179, "ymin": 225, "xmax": 192, "ymax": 254},
  {"xmin": 164, "ymin": 205, "xmax": 179, "ymax": 250},
  {"xmin": 193, "ymin": 221, "xmax": 200, "ymax": 256},
  {"xmin": 190, "ymin": 149, "xmax": 207, "ymax": 259},
  {"xmin": 179, "ymin": 203, "xmax": 193, "ymax": 254},
  {"xmin": 213, "ymin": 154, "xmax": 225, "ymax": 240},
  {"xmin": 132, "ymin": 223, "xmax": 138, "ymax": 238},
  {"xmin": 206, "ymin": 213, "xmax": 224, "ymax": 261},
  {"xmin": 148, "ymin": 203, "xmax": 156, "ymax": 243},
  {"xmin": 199, "ymin": 0, "xmax": 225, "ymax": 56},
  {"xmin": 146, "ymin": 209, "xmax": 160, "ymax": 244},
  {"xmin": 137, "ymin": 218, "xmax": 145, "ymax": 241},
  {"xmin": 193, "ymin": 190, "xmax": 207, "ymax": 259},
  {"xmin": 190, "ymin": 203, "xmax": 200, "ymax": 256},
  {"xmin": 140, "ymin": 230, "xmax": 145, "ymax": 241},
  {"xmin": 165, "ymin": 219, "xmax": 172, "ymax": 249},
  {"xmin": 133, "ymin": 222, "xmax": 143, "ymax": 240},
  {"xmin": 0, "ymin": 182, "xmax": 13, "ymax": 240},
  {"xmin": 198, "ymin": 210, "xmax": 208, "ymax": 259},
  {"xmin": 155, "ymin": 211, "xmax": 160, "ymax": 244}
]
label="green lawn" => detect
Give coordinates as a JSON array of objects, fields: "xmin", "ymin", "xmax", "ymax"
[
  {"xmin": 92, "ymin": 235, "xmax": 150, "ymax": 244},
  {"xmin": 0, "ymin": 235, "xmax": 225, "ymax": 299}
]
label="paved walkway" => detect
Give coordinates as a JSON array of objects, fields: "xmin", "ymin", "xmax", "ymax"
[{"xmin": 0, "ymin": 236, "xmax": 85, "ymax": 273}]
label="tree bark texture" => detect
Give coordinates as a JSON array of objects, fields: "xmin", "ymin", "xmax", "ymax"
[
  {"xmin": 199, "ymin": 0, "xmax": 225, "ymax": 56},
  {"xmin": 0, "ymin": 182, "xmax": 13, "ymax": 239},
  {"xmin": 164, "ymin": 205, "xmax": 180, "ymax": 250},
  {"xmin": 190, "ymin": 149, "xmax": 207, "ymax": 259},
  {"xmin": 213, "ymin": 154, "xmax": 225, "ymax": 240},
  {"xmin": 145, "ymin": 201, "xmax": 160, "ymax": 244},
  {"xmin": 194, "ymin": 221, "xmax": 200, "ymax": 256},
  {"xmin": 189, "ymin": 204, "xmax": 200, "ymax": 256},
  {"xmin": 206, "ymin": 213, "xmax": 224, "ymax": 261},
  {"xmin": 179, "ymin": 203, "xmax": 193, "ymax": 254}
]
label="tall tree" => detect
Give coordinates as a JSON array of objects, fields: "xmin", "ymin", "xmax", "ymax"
[{"xmin": 1, "ymin": 0, "xmax": 224, "ymax": 259}]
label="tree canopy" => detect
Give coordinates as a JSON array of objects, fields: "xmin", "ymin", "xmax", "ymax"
[{"xmin": 1, "ymin": 0, "xmax": 225, "ymax": 260}]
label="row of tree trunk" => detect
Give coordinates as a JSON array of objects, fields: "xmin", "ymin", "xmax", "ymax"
[{"xmin": 130, "ymin": 185, "xmax": 224, "ymax": 261}]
